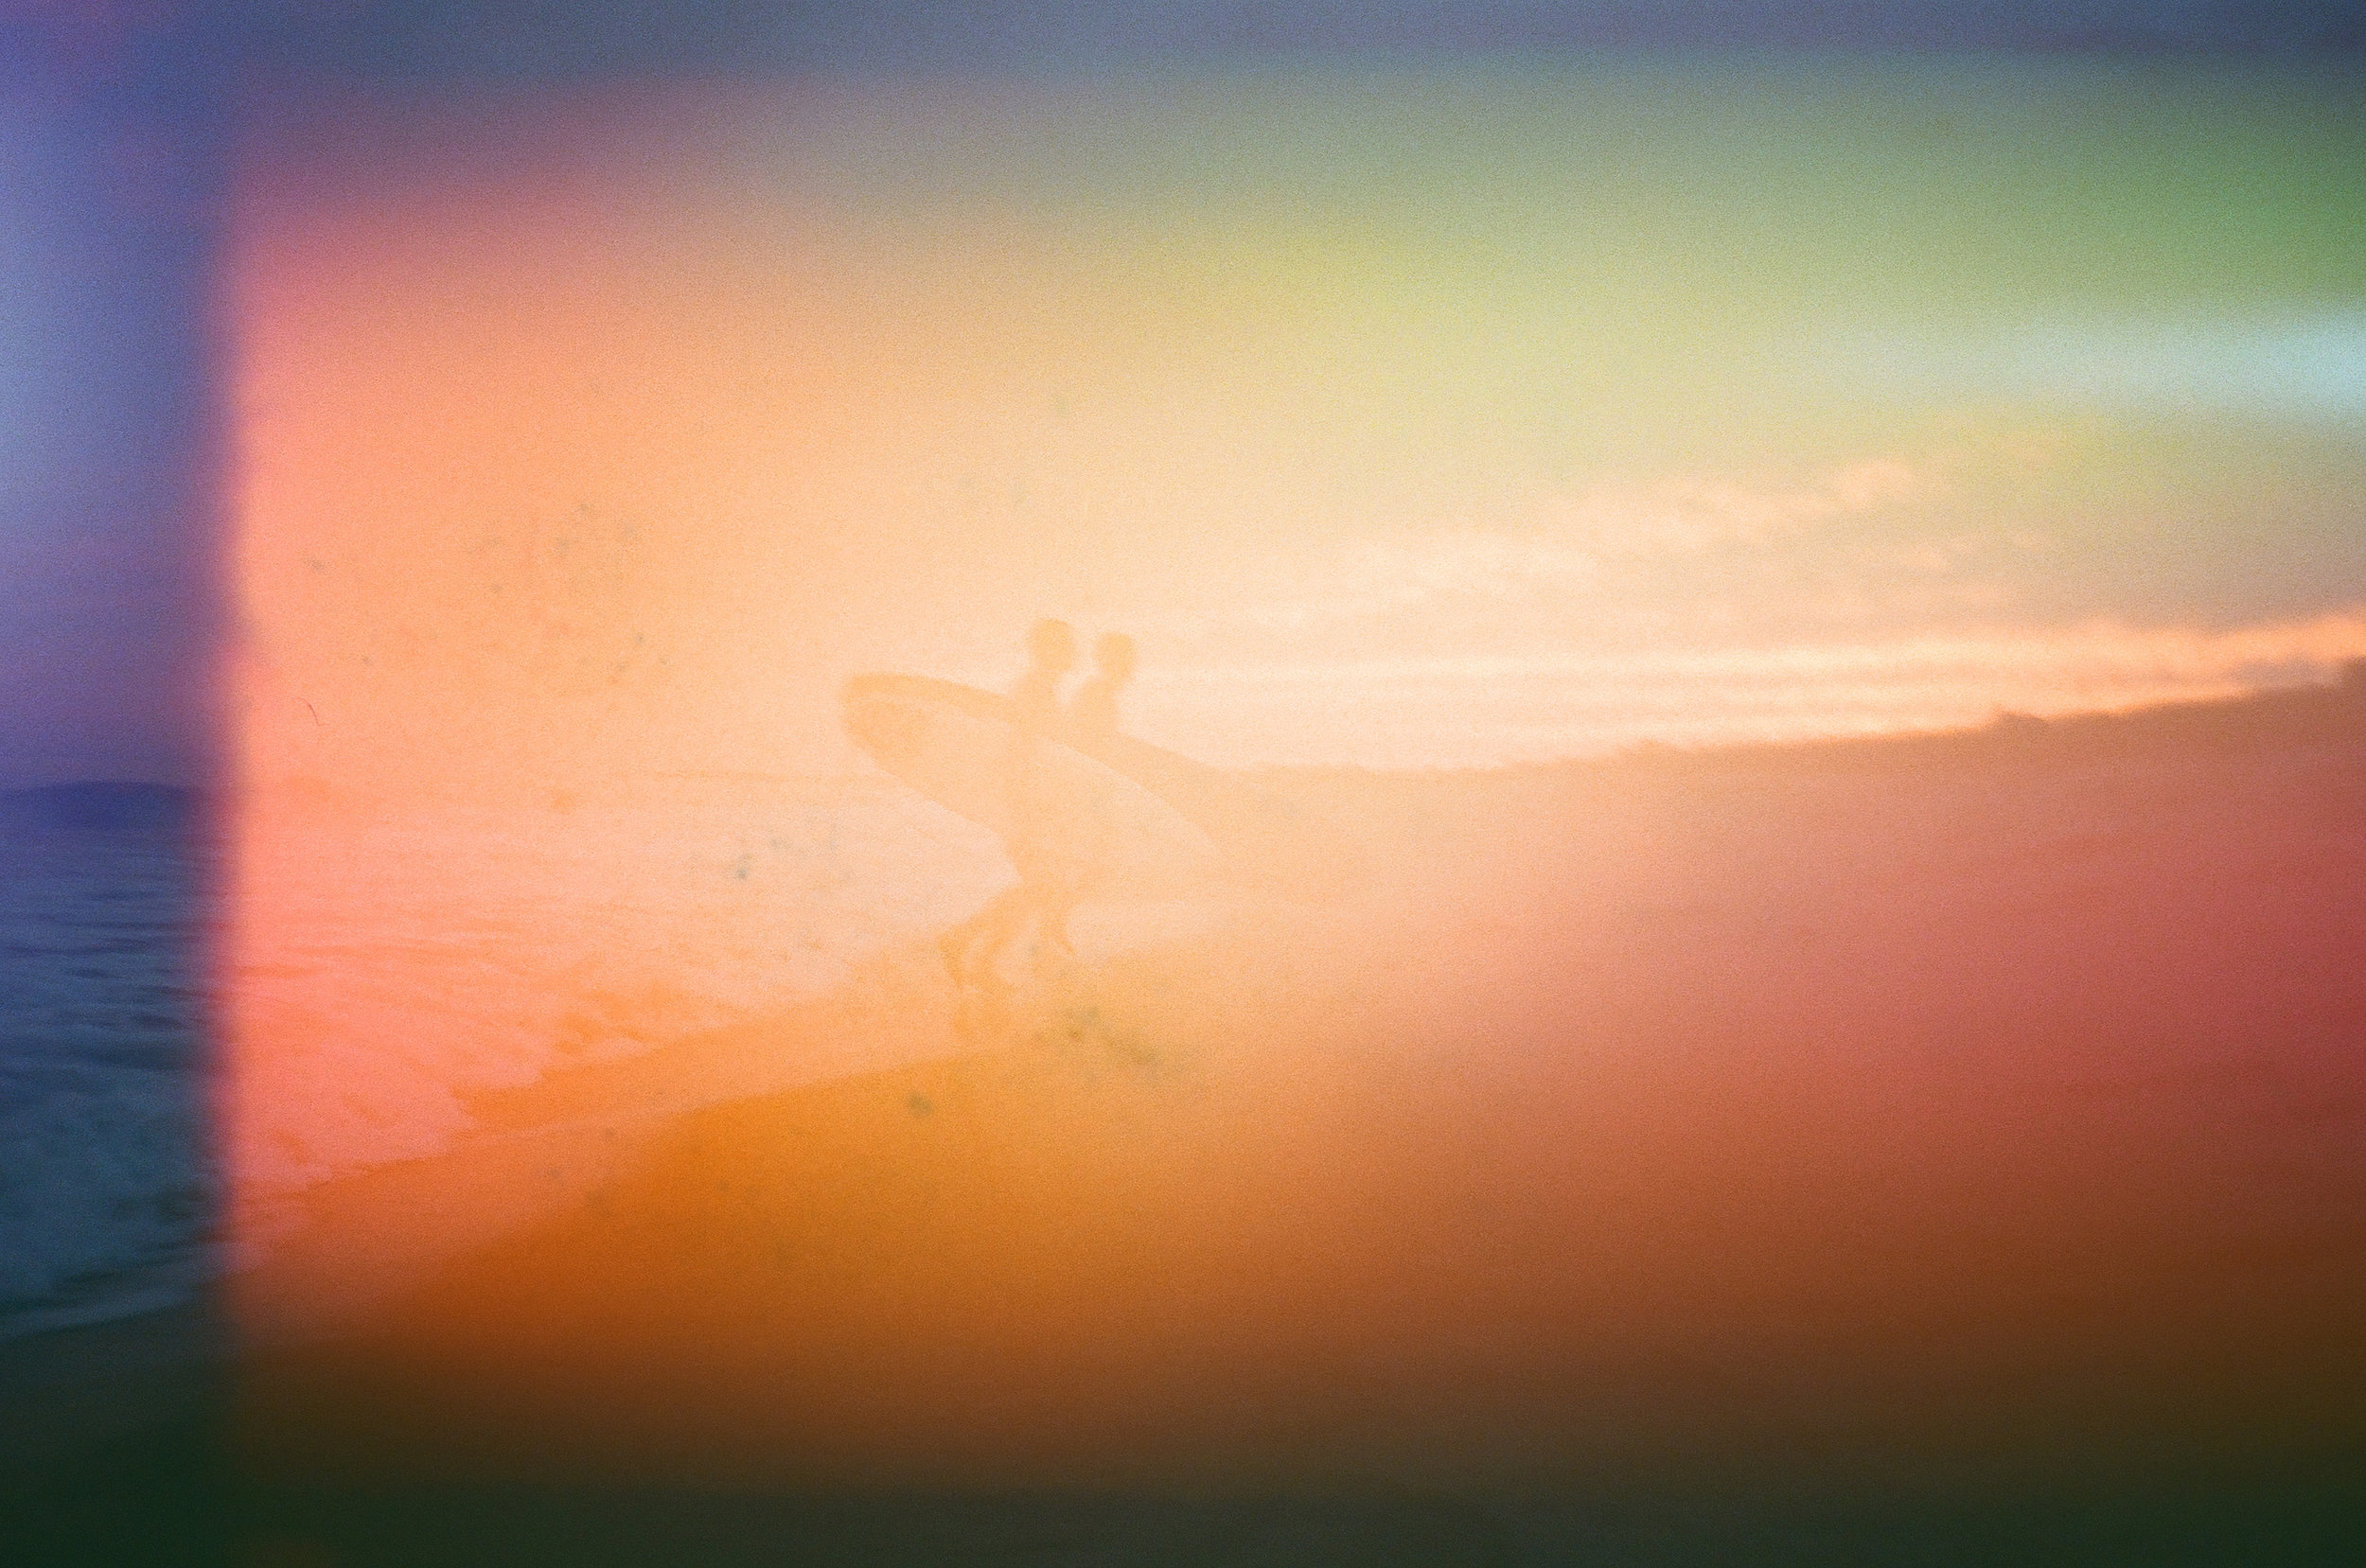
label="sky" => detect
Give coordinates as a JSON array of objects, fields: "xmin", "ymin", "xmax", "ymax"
[
  {"xmin": 6, "ymin": 5, "xmax": 2366, "ymax": 784},
  {"xmin": 230, "ymin": 58, "xmax": 2366, "ymax": 788},
  {"xmin": 0, "ymin": 9, "xmax": 218, "ymax": 788}
]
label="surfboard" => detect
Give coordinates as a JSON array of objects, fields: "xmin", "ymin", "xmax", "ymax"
[
  {"xmin": 842, "ymin": 674, "xmax": 1226, "ymax": 898},
  {"xmin": 840, "ymin": 673, "xmax": 1364, "ymax": 901}
]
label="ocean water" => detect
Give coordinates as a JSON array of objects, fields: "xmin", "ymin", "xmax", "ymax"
[
  {"xmin": 0, "ymin": 774, "xmax": 1029, "ymax": 1338},
  {"xmin": 0, "ymin": 766, "xmax": 1233, "ymax": 1336},
  {"xmin": 0, "ymin": 798, "xmax": 215, "ymax": 1341}
]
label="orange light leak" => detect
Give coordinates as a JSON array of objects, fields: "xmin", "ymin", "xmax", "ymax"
[{"xmin": 225, "ymin": 75, "xmax": 2366, "ymax": 1492}]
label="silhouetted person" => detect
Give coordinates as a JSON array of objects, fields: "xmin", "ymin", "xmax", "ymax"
[
  {"xmin": 940, "ymin": 619, "xmax": 1078, "ymax": 987},
  {"xmin": 1067, "ymin": 632, "xmax": 1135, "ymax": 746},
  {"xmin": 1031, "ymin": 632, "xmax": 1137, "ymax": 959}
]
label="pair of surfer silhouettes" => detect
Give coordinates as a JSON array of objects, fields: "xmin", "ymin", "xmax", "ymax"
[{"xmin": 939, "ymin": 619, "xmax": 1137, "ymax": 990}]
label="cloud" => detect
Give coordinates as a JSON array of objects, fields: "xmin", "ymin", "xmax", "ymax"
[
  {"xmin": 1137, "ymin": 610, "xmax": 2366, "ymax": 767},
  {"xmin": 1231, "ymin": 530, "xmax": 1599, "ymax": 635},
  {"xmin": 1553, "ymin": 457, "xmax": 1928, "ymax": 555},
  {"xmin": 1165, "ymin": 611, "xmax": 2366, "ymax": 691},
  {"xmin": 1190, "ymin": 454, "xmax": 1937, "ymax": 644}
]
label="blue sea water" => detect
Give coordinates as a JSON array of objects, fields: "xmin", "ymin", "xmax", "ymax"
[{"xmin": 0, "ymin": 788, "xmax": 216, "ymax": 1340}]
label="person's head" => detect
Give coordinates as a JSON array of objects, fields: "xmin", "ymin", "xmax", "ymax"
[
  {"xmin": 1093, "ymin": 632, "xmax": 1137, "ymax": 684},
  {"xmin": 1027, "ymin": 618, "xmax": 1077, "ymax": 673}
]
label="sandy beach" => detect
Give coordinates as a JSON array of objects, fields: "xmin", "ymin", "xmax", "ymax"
[
  {"xmin": 10, "ymin": 686, "xmax": 2365, "ymax": 1561},
  {"xmin": 233, "ymin": 686, "xmax": 2366, "ymax": 1504}
]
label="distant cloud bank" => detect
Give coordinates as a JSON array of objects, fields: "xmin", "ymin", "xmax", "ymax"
[{"xmin": 1136, "ymin": 610, "xmax": 2366, "ymax": 768}]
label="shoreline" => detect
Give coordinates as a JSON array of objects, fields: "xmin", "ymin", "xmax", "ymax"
[
  {"xmin": 230, "ymin": 935, "xmax": 976, "ymax": 1346},
  {"xmin": 233, "ymin": 895, "xmax": 1247, "ymax": 1348}
]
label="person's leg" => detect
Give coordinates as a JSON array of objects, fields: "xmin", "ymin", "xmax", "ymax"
[
  {"xmin": 1030, "ymin": 888, "xmax": 1077, "ymax": 978},
  {"xmin": 941, "ymin": 883, "xmax": 1027, "ymax": 985},
  {"xmin": 935, "ymin": 920, "xmax": 974, "ymax": 983}
]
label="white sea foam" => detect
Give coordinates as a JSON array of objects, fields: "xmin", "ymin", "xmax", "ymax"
[{"xmin": 226, "ymin": 774, "xmax": 1013, "ymax": 1199}]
